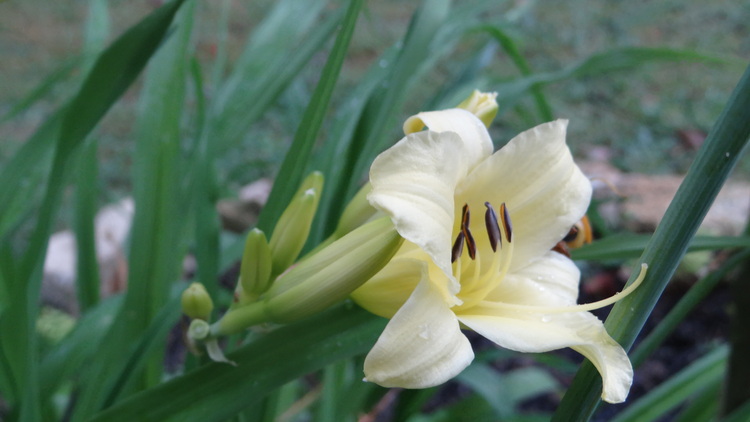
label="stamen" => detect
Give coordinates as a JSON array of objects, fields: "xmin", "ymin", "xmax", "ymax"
[
  {"xmin": 461, "ymin": 204, "xmax": 476, "ymax": 260},
  {"xmin": 499, "ymin": 203, "xmax": 512, "ymax": 243},
  {"xmin": 478, "ymin": 263, "xmax": 648, "ymax": 314},
  {"xmin": 451, "ymin": 232, "xmax": 464, "ymax": 263},
  {"xmin": 484, "ymin": 202, "xmax": 501, "ymax": 252}
]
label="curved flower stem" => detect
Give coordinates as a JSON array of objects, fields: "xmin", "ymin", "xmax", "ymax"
[{"xmin": 553, "ymin": 63, "xmax": 750, "ymax": 421}]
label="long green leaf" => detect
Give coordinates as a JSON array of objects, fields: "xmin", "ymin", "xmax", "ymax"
[
  {"xmin": 630, "ymin": 249, "xmax": 750, "ymax": 368},
  {"xmin": 73, "ymin": 0, "xmax": 112, "ymax": 314},
  {"xmin": 611, "ymin": 346, "xmax": 727, "ymax": 422},
  {"xmin": 571, "ymin": 234, "xmax": 750, "ymax": 261},
  {"xmin": 0, "ymin": 1, "xmax": 187, "ymax": 419},
  {"xmin": 208, "ymin": 0, "xmax": 335, "ymax": 151},
  {"xmin": 0, "ymin": 112, "xmax": 59, "ymax": 241},
  {"xmin": 88, "ymin": 306, "xmax": 385, "ymax": 422},
  {"xmin": 476, "ymin": 24, "xmax": 553, "ymax": 122},
  {"xmin": 39, "ymin": 295, "xmax": 123, "ymax": 399},
  {"xmin": 335, "ymin": 0, "xmax": 451, "ymax": 215},
  {"xmin": 256, "ymin": 0, "xmax": 363, "ymax": 233},
  {"xmin": 69, "ymin": 1, "xmax": 193, "ymax": 419},
  {"xmin": 491, "ymin": 47, "xmax": 741, "ymax": 115},
  {"xmin": 552, "ymin": 63, "xmax": 750, "ymax": 422}
]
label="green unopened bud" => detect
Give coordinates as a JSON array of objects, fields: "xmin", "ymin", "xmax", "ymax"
[
  {"xmin": 457, "ymin": 90, "xmax": 498, "ymax": 128},
  {"xmin": 181, "ymin": 282, "xmax": 214, "ymax": 320},
  {"xmin": 268, "ymin": 172, "xmax": 324, "ymax": 276},
  {"xmin": 188, "ymin": 319, "xmax": 210, "ymax": 340},
  {"xmin": 239, "ymin": 228, "xmax": 273, "ymax": 300},
  {"xmin": 334, "ymin": 182, "xmax": 379, "ymax": 238},
  {"xmin": 264, "ymin": 216, "xmax": 403, "ymax": 323}
]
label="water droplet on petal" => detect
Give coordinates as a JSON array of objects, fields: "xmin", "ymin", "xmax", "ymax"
[
  {"xmin": 418, "ymin": 324, "xmax": 431, "ymax": 339},
  {"xmin": 541, "ymin": 315, "xmax": 551, "ymax": 323}
]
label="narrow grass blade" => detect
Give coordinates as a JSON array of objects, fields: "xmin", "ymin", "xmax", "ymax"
[
  {"xmin": 0, "ymin": 112, "xmax": 59, "ymax": 240},
  {"xmin": 724, "ymin": 245, "xmax": 750, "ymax": 414},
  {"xmin": 256, "ymin": 0, "xmax": 363, "ymax": 233},
  {"xmin": 208, "ymin": 0, "xmax": 334, "ymax": 151},
  {"xmin": 630, "ymin": 249, "xmax": 750, "ymax": 368},
  {"xmin": 571, "ymin": 234, "xmax": 750, "ymax": 261},
  {"xmin": 336, "ymin": 0, "xmax": 451, "ymax": 212},
  {"xmin": 39, "ymin": 295, "xmax": 123, "ymax": 399},
  {"xmin": 0, "ymin": 1, "xmax": 187, "ymax": 419},
  {"xmin": 87, "ymin": 306, "xmax": 385, "ymax": 422},
  {"xmin": 610, "ymin": 346, "xmax": 727, "ymax": 422},
  {"xmin": 73, "ymin": 0, "xmax": 111, "ymax": 314},
  {"xmin": 552, "ymin": 63, "xmax": 750, "ymax": 422},
  {"xmin": 457, "ymin": 363, "xmax": 559, "ymax": 419},
  {"xmin": 476, "ymin": 24, "xmax": 553, "ymax": 122},
  {"xmin": 68, "ymin": 1, "xmax": 194, "ymax": 419},
  {"xmin": 492, "ymin": 47, "xmax": 741, "ymax": 115},
  {"xmin": 724, "ymin": 401, "xmax": 750, "ymax": 422},
  {"xmin": 0, "ymin": 58, "xmax": 80, "ymax": 124},
  {"xmin": 309, "ymin": 45, "xmax": 397, "ymax": 242},
  {"xmin": 674, "ymin": 380, "xmax": 721, "ymax": 422},
  {"xmin": 73, "ymin": 141, "xmax": 101, "ymax": 311}
]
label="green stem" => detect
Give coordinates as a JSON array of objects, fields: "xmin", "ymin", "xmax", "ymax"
[
  {"xmin": 211, "ymin": 303, "xmax": 269, "ymax": 337},
  {"xmin": 552, "ymin": 63, "xmax": 750, "ymax": 421}
]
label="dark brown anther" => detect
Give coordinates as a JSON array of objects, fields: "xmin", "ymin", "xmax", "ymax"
[
  {"xmin": 563, "ymin": 226, "xmax": 579, "ymax": 242},
  {"xmin": 451, "ymin": 231, "xmax": 465, "ymax": 263},
  {"xmin": 460, "ymin": 204, "xmax": 477, "ymax": 260},
  {"xmin": 500, "ymin": 203, "xmax": 513, "ymax": 243},
  {"xmin": 484, "ymin": 202, "xmax": 501, "ymax": 252}
]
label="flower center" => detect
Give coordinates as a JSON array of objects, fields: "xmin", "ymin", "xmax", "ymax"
[{"xmin": 451, "ymin": 202, "xmax": 514, "ymax": 310}]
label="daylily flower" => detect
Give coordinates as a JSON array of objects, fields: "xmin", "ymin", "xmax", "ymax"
[{"xmin": 351, "ymin": 107, "xmax": 641, "ymax": 403}]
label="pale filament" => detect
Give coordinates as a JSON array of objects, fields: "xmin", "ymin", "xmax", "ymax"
[
  {"xmin": 477, "ymin": 263, "xmax": 648, "ymax": 314},
  {"xmin": 454, "ymin": 202, "xmax": 514, "ymax": 311}
]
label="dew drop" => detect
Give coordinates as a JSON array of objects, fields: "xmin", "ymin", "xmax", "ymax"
[
  {"xmin": 541, "ymin": 315, "xmax": 551, "ymax": 323},
  {"xmin": 379, "ymin": 59, "xmax": 389, "ymax": 68},
  {"xmin": 725, "ymin": 152, "xmax": 730, "ymax": 158},
  {"xmin": 418, "ymin": 324, "xmax": 431, "ymax": 339}
]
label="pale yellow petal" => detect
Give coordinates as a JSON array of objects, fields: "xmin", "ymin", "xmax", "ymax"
[
  {"xmin": 456, "ymin": 119, "xmax": 592, "ymax": 271},
  {"xmin": 483, "ymin": 251, "xmax": 580, "ymax": 306},
  {"xmin": 368, "ymin": 130, "xmax": 474, "ymax": 288},
  {"xmin": 351, "ymin": 257, "xmax": 424, "ymax": 319},
  {"xmin": 363, "ymin": 278, "xmax": 474, "ymax": 389},
  {"xmin": 403, "ymin": 108, "xmax": 493, "ymax": 170},
  {"xmin": 458, "ymin": 309, "xmax": 632, "ymax": 403}
]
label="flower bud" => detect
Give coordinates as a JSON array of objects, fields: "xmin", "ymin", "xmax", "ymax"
[
  {"xmin": 212, "ymin": 217, "xmax": 404, "ymax": 335},
  {"xmin": 268, "ymin": 172, "xmax": 324, "ymax": 277},
  {"xmin": 456, "ymin": 90, "xmax": 498, "ymax": 128},
  {"xmin": 181, "ymin": 282, "xmax": 214, "ymax": 321},
  {"xmin": 263, "ymin": 216, "xmax": 403, "ymax": 323},
  {"xmin": 333, "ymin": 182, "xmax": 379, "ymax": 238},
  {"xmin": 239, "ymin": 228, "xmax": 273, "ymax": 299}
]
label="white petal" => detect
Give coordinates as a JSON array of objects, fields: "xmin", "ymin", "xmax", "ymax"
[
  {"xmin": 351, "ymin": 256, "xmax": 424, "ymax": 319},
  {"xmin": 456, "ymin": 119, "xmax": 592, "ymax": 271},
  {"xmin": 368, "ymin": 130, "xmax": 474, "ymax": 287},
  {"xmin": 403, "ymin": 108, "xmax": 493, "ymax": 168},
  {"xmin": 458, "ymin": 309, "xmax": 632, "ymax": 403},
  {"xmin": 363, "ymin": 278, "xmax": 474, "ymax": 388},
  {"xmin": 483, "ymin": 251, "xmax": 580, "ymax": 306}
]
